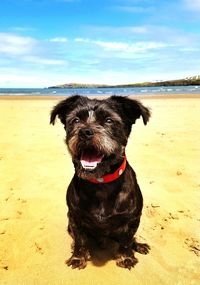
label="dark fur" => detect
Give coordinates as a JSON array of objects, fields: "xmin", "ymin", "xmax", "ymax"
[{"xmin": 50, "ymin": 95, "xmax": 151, "ymax": 269}]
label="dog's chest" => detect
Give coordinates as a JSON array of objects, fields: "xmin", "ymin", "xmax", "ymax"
[
  {"xmin": 92, "ymin": 200, "xmax": 111, "ymax": 223},
  {"xmin": 80, "ymin": 188, "xmax": 131, "ymax": 227},
  {"xmin": 87, "ymin": 191, "xmax": 113, "ymax": 222}
]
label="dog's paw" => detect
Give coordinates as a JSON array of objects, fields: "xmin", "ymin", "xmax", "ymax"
[
  {"xmin": 65, "ymin": 256, "xmax": 87, "ymax": 269},
  {"xmin": 116, "ymin": 255, "xmax": 138, "ymax": 270},
  {"xmin": 132, "ymin": 242, "xmax": 150, "ymax": 255}
]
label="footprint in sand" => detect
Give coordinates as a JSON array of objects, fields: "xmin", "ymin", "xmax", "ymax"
[
  {"xmin": 34, "ymin": 242, "xmax": 44, "ymax": 255},
  {"xmin": 145, "ymin": 204, "xmax": 165, "ymax": 231},
  {"xmin": 160, "ymin": 211, "xmax": 179, "ymax": 226},
  {"xmin": 156, "ymin": 132, "xmax": 166, "ymax": 137},
  {"xmin": 168, "ymin": 212, "xmax": 179, "ymax": 220},
  {"xmin": 1, "ymin": 265, "xmax": 8, "ymax": 271},
  {"xmin": 184, "ymin": 238, "xmax": 200, "ymax": 257},
  {"xmin": 4, "ymin": 196, "xmax": 10, "ymax": 202},
  {"xmin": 146, "ymin": 206, "xmax": 186, "ymax": 231},
  {"xmin": 16, "ymin": 211, "xmax": 23, "ymax": 218},
  {"xmin": 145, "ymin": 204, "xmax": 160, "ymax": 218},
  {"xmin": 0, "ymin": 217, "xmax": 10, "ymax": 221},
  {"xmin": 17, "ymin": 198, "xmax": 27, "ymax": 203},
  {"xmin": 4, "ymin": 188, "xmax": 15, "ymax": 201},
  {"xmin": 177, "ymin": 209, "xmax": 192, "ymax": 219},
  {"xmin": 9, "ymin": 188, "xmax": 14, "ymax": 197},
  {"xmin": 0, "ymin": 259, "xmax": 9, "ymax": 271}
]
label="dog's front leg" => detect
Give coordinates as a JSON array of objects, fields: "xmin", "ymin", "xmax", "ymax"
[
  {"xmin": 115, "ymin": 234, "xmax": 138, "ymax": 270},
  {"xmin": 65, "ymin": 218, "xmax": 90, "ymax": 269}
]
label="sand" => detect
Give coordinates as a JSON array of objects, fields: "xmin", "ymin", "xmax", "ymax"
[{"xmin": 0, "ymin": 95, "xmax": 199, "ymax": 285}]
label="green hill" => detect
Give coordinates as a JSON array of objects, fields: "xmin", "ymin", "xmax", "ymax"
[{"xmin": 48, "ymin": 76, "xmax": 200, "ymax": 89}]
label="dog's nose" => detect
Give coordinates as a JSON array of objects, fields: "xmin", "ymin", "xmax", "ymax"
[{"xmin": 79, "ymin": 128, "xmax": 94, "ymax": 139}]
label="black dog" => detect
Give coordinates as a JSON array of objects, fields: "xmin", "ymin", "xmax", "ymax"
[{"xmin": 50, "ymin": 95, "xmax": 151, "ymax": 270}]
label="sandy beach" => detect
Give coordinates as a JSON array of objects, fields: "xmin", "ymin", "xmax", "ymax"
[{"xmin": 0, "ymin": 94, "xmax": 199, "ymax": 285}]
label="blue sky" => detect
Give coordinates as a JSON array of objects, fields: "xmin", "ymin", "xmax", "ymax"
[{"xmin": 0, "ymin": 0, "xmax": 200, "ymax": 87}]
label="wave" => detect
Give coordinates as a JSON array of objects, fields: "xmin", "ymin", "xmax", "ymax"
[{"xmin": 1, "ymin": 86, "xmax": 200, "ymax": 96}]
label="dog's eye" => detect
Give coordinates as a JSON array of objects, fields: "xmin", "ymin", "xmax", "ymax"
[
  {"xmin": 105, "ymin": 117, "xmax": 113, "ymax": 124},
  {"xmin": 72, "ymin": 117, "xmax": 80, "ymax": 124}
]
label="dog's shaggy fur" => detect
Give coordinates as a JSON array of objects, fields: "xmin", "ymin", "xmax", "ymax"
[{"xmin": 50, "ymin": 95, "xmax": 151, "ymax": 269}]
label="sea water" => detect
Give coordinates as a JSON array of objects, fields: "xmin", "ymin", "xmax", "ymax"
[{"xmin": 0, "ymin": 86, "xmax": 200, "ymax": 96}]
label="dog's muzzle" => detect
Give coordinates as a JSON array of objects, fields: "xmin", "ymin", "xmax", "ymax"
[{"xmin": 78, "ymin": 128, "xmax": 104, "ymax": 171}]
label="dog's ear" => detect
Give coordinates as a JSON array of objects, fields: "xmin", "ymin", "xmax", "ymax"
[
  {"xmin": 107, "ymin": 96, "xmax": 151, "ymax": 125},
  {"xmin": 50, "ymin": 95, "xmax": 82, "ymax": 126}
]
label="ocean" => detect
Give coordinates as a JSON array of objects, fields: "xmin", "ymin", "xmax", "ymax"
[{"xmin": 0, "ymin": 86, "xmax": 200, "ymax": 96}]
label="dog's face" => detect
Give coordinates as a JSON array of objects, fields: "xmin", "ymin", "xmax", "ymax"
[{"xmin": 50, "ymin": 95, "xmax": 150, "ymax": 179}]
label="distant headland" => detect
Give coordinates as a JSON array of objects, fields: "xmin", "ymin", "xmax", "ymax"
[{"xmin": 48, "ymin": 76, "xmax": 200, "ymax": 89}]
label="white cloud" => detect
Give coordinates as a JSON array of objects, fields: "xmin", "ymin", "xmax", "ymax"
[
  {"xmin": 0, "ymin": 33, "xmax": 67, "ymax": 66},
  {"xmin": 114, "ymin": 5, "xmax": 154, "ymax": 13},
  {"xmin": 23, "ymin": 55, "xmax": 66, "ymax": 65},
  {"xmin": 0, "ymin": 74, "xmax": 41, "ymax": 88},
  {"xmin": 125, "ymin": 26, "xmax": 148, "ymax": 33},
  {"xmin": 84, "ymin": 24, "xmax": 198, "ymax": 44},
  {"xmin": 94, "ymin": 41, "xmax": 129, "ymax": 50},
  {"xmin": 0, "ymin": 67, "xmax": 70, "ymax": 88},
  {"xmin": 11, "ymin": 26, "xmax": 36, "ymax": 32},
  {"xmin": 49, "ymin": 37, "xmax": 68, "ymax": 42},
  {"xmin": 0, "ymin": 33, "xmax": 36, "ymax": 56},
  {"xmin": 84, "ymin": 25, "xmax": 148, "ymax": 35},
  {"xmin": 179, "ymin": 47, "xmax": 199, "ymax": 52},
  {"xmin": 75, "ymin": 38, "xmax": 168, "ymax": 52},
  {"xmin": 74, "ymin": 38, "xmax": 87, "ymax": 42},
  {"xmin": 184, "ymin": 0, "xmax": 200, "ymax": 10},
  {"xmin": 75, "ymin": 38, "xmax": 128, "ymax": 50}
]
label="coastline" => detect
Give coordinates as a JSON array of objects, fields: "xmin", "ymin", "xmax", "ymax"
[{"xmin": 0, "ymin": 94, "xmax": 199, "ymax": 284}]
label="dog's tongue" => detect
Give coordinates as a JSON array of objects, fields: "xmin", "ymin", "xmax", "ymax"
[{"xmin": 81, "ymin": 151, "xmax": 103, "ymax": 170}]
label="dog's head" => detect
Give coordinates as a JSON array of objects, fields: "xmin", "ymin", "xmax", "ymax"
[{"xmin": 50, "ymin": 95, "xmax": 150, "ymax": 179}]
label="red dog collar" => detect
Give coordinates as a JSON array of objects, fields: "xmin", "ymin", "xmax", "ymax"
[{"xmin": 89, "ymin": 156, "xmax": 127, "ymax": 184}]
